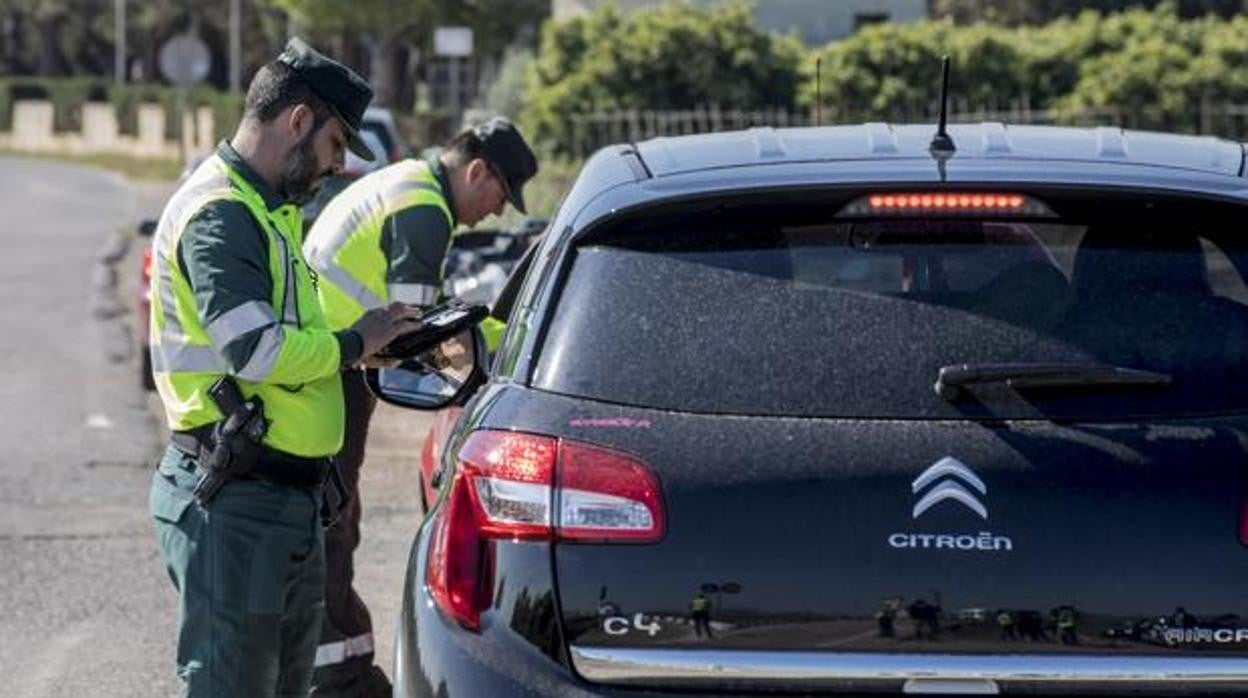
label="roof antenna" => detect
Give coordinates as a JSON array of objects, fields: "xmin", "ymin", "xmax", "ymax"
[
  {"xmin": 930, "ymin": 55, "xmax": 956, "ymax": 155},
  {"xmin": 815, "ymin": 57, "xmax": 822, "ymax": 127}
]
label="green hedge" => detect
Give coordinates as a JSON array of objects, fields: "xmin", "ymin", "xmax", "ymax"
[
  {"xmin": 802, "ymin": 6, "xmax": 1248, "ymax": 132},
  {"xmin": 0, "ymin": 78, "xmax": 243, "ymax": 139},
  {"xmin": 524, "ymin": 2, "xmax": 803, "ymax": 152},
  {"xmin": 524, "ymin": 4, "xmax": 1248, "ymax": 153}
]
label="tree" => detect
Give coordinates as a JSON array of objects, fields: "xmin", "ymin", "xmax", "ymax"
[
  {"xmin": 0, "ymin": 0, "xmax": 115, "ymax": 77},
  {"xmin": 266, "ymin": 0, "xmax": 546, "ymax": 113},
  {"xmin": 930, "ymin": 0, "xmax": 1248, "ymax": 25},
  {"xmin": 0, "ymin": 0, "xmax": 289, "ymax": 90},
  {"xmin": 268, "ymin": 0, "xmax": 441, "ymax": 107},
  {"xmin": 1053, "ymin": 8, "xmax": 1248, "ymax": 130},
  {"xmin": 799, "ymin": 20, "xmax": 1038, "ymax": 121},
  {"xmin": 524, "ymin": 1, "xmax": 803, "ymax": 153}
]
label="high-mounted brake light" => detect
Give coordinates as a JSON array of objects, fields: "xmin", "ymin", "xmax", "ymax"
[
  {"xmin": 425, "ymin": 430, "xmax": 666, "ymax": 630},
  {"xmin": 838, "ymin": 192, "xmax": 1055, "ymax": 218}
]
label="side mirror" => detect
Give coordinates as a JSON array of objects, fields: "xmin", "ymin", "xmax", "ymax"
[{"xmin": 365, "ymin": 327, "xmax": 487, "ymax": 410}]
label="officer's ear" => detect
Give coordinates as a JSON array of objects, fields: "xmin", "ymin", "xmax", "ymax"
[
  {"xmin": 286, "ymin": 103, "xmax": 318, "ymax": 142},
  {"xmin": 464, "ymin": 158, "xmax": 490, "ymax": 187}
]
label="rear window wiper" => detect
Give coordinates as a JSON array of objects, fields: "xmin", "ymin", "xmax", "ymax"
[{"xmin": 934, "ymin": 362, "xmax": 1172, "ymax": 401}]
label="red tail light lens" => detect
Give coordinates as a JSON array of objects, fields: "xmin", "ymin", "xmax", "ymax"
[
  {"xmin": 141, "ymin": 246, "xmax": 153, "ymax": 282},
  {"xmin": 425, "ymin": 429, "xmax": 666, "ymax": 630},
  {"xmin": 558, "ymin": 441, "xmax": 665, "ymax": 542}
]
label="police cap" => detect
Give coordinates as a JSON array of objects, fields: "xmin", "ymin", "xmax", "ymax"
[
  {"xmin": 474, "ymin": 117, "xmax": 538, "ymax": 214},
  {"xmin": 277, "ymin": 37, "xmax": 375, "ymax": 161}
]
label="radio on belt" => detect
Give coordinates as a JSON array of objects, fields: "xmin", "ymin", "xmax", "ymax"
[{"xmin": 377, "ymin": 298, "xmax": 489, "ymax": 360}]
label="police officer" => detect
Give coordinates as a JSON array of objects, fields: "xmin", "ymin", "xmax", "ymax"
[
  {"xmin": 148, "ymin": 38, "xmax": 421, "ymax": 697},
  {"xmin": 301, "ymin": 118, "xmax": 537, "ymax": 695},
  {"xmin": 690, "ymin": 591, "xmax": 714, "ymax": 639}
]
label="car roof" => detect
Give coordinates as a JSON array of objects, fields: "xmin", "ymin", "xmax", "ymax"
[{"xmin": 634, "ymin": 123, "xmax": 1246, "ymax": 179}]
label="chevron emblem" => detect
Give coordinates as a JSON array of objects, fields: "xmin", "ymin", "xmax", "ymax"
[{"xmin": 911, "ymin": 456, "xmax": 988, "ymax": 520}]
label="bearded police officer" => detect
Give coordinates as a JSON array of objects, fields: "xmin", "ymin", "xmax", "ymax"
[
  {"xmin": 301, "ymin": 118, "xmax": 537, "ymax": 695},
  {"xmin": 148, "ymin": 39, "xmax": 421, "ymax": 697}
]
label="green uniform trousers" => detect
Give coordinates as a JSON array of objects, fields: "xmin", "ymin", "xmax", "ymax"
[{"xmin": 150, "ymin": 445, "xmax": 326, "ymax": 698}]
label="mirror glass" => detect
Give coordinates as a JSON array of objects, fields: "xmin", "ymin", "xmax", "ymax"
[{"xmin": 373, "ymin": 329, "xmax": 477, "ymax": 409}]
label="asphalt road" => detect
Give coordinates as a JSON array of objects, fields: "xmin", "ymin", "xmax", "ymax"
[{"xmin": 0, "ymin": 157, "xmax": 430, "ymax": 696}]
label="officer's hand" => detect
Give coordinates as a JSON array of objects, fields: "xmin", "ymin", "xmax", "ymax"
[{"xmin": 351, "ymin": 302, "xmax": 423, "ymax": 360}]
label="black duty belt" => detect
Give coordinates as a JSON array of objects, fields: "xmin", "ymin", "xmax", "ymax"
[{"xmin": 171, "ymin": 428, "xmax": 331, "ymax": 489}]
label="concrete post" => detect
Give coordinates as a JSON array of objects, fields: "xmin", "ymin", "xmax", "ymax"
[
  {"xmin": 82, "ymin": 102, "xmax": 120, "ymax": 153},
  {"xmin": 12, "ymin": 101, "xmax": 55, "ymax": 151}
]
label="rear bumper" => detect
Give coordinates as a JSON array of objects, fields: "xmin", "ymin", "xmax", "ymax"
[
  {"xmin": 395, "ymin": 523, "xmax": 618, "ymax": 698},
  {"xmin": 572, "ymin": 646, "xmax": 1248, "ymax": 695},
  {"xmin": 395, "ymin": 515, "xmax": 1248, "ymax": 697},
  {"xmin": 395, "ymin": 531, "xmax": 1248, "ymax": 696}
]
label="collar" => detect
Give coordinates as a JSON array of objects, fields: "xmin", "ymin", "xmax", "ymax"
[
  {"xmin": 216, "ymin": 140, "xmax": 288, "ymax": 211},
  {"xmin": 426, "ymin": 154, "xmax": 459, "ymax": 229}
]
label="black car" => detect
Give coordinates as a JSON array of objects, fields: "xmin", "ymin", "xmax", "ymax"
[
  {"xmin": 444, "ymin": 218, "xmax": 549, "ymax": 305},
  {"xmin": 372, "ymin": 122, "xmax": 1248, "ymax": 696}
]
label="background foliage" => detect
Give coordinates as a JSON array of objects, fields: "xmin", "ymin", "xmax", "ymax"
[
  {"xmin": 523, "ymin": 2, "xmax": 804, "ymax": 149},
  {"xmin": 519, "ymin": 2, "xmax": 1248, "ymax": 154},
  {"xmin": 794, "ymin": 6, "xmax": 1248, "ymax": 132}
]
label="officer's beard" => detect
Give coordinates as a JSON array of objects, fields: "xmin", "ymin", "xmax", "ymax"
[{"xmin": 279, "ymin": 129, "xmax": 331, "ymax": 205}]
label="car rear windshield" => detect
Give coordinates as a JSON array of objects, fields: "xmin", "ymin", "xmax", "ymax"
[{"xmin": 531, "ymin": 195, "xmax": 1248, "ymax": 419}]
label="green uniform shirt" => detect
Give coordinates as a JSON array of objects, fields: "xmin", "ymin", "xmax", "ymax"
[
  {"xmin": 179, "ymin": 143, "xmax": 363, "ymax": 372},
  {"xmin": 304, "ymin": 155, "xmax": 457, "ymax": 331},
  {"xmin": 378, "ymin": 157, "xmax": 458, "ymax": 296},
  {"xmin": 151, "ymin": 141, "xmax": 362, "ymax": 457}
]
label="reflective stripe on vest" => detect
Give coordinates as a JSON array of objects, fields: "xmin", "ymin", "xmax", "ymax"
[
  {"xmin": 148, "ymin": 154, "xmax": 345, "ymax": 457},
  {"xmin": 304, "ymin": 160, "xmax": 453, "ymax": 330}
]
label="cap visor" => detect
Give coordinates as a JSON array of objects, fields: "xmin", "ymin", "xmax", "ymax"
[
  {"xmin": 320, "ymin": 98, "xmax": 375, "ymax": 162},
  {"xmin": 346, "ymin": 128, "xmax": 375, "ymax": 161},
  {"xmin": 509, "ymin": 188, "xmax": 527, "ymax": 215},
  {"xmin": 501, "ymin": 176, "xmax": 526, "ymax": 214}
]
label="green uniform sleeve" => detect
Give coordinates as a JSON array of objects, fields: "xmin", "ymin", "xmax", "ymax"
[
  {"xmin": 180, "ymin": 201, "xmax": 357, "ymax": 381},
  {"xmin": 380, "ymin": 204, "xmax": 453, "ymax": 287}
]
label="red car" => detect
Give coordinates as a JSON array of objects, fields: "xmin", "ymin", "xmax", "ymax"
[{"xmin": 136, "ymin": 220, "xmax": 157, "ymax": 390}]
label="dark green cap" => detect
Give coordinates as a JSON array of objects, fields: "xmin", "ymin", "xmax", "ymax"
[
  {"xmin": 277, "ymin": 37, "xmax": 375, "ymax": 161},
  {"xmin": 474, "ymin": 117, "xmax": 538, "ymax": 214}
]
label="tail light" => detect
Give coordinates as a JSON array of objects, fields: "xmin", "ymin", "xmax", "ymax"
[
  {"xmin": 425, "ymin": 429, "xmax": 665, "ymax": 630},
  {"xmin": 141, "ymin": 247, "xmax": 154, "ymax": 302}
]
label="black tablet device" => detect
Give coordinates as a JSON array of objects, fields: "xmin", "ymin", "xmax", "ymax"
[{"xmin": 377, "ymin": 299, "xmax": 489, "ymax": 360}]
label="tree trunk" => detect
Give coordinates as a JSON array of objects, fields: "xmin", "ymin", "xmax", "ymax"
[
  {"xmin": 36, "ymin": 15, "xmax": 65, "ymax": 75},
  {"xmin": 369, "ymin": 34, "xmax": 398, "ymax": 107}
]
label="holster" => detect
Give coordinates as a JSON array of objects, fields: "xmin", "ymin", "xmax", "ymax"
[{"xmin": 190, "ymin": 378, "xmax": 267, "ymax": 506}]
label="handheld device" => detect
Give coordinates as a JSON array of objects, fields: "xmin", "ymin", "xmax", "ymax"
[{"xmin": 378, "ymin": 299, "xmax": 489, "ymax": 360}]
